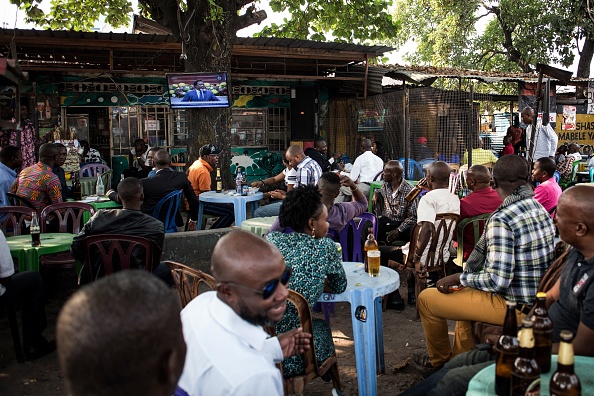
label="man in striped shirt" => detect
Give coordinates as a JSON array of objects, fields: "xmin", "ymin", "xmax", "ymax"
[
  {"xmin": 285, "ymin": 145, "xmax": 322, "ymax": 188},
  {"xmin": 417, "ymin": 155, "xmax": 555, "ymax": 369},
  {"xmin": 10, "ymin": 143, "xmax": 63, "ymax": 213}
]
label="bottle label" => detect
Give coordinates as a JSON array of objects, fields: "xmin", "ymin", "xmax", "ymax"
[
  {"xmin": 216, "ymin": 181, "xmax": 223, "ymax": 191},
  {"xmin": 525, "ymin": 378, "xmax": 540, "ymax": 396}
]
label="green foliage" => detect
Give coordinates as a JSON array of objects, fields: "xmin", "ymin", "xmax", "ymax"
[
  {"xmin": 11, "ymin": 0, "xmax": 133, "ymax": 30},
  {"xmin": 257, "ymin": 0, "xmax": 399, "ymax": 43}
]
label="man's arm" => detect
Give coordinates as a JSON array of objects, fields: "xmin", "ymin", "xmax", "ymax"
[
  {"xmin": 340, "ymin": 175, "xmax": 367, "ymax": 208},
  {"xmin": 546, "ymin": 124, "xmax": 558, "ymax": 157},
  {"xmin": 47, "ymin": 176, "xmax": 63, "ymax": 204},
  {"xmin": 412, "ymin": 221, "xmax": 433, "ymax": 274},
  {"xmin": 182, "ymin": 179, "xmax": 200, "ymax": 221},
  {"xmin": 70, "ymin": 220, "xmax": 92, "ymax": 262},
  {"xmin": 398, "ymin": 198, "xmax": 419, "ymax": 235},
  {"xmin": 349, "ymin": 157, "xmax": 362, "ymax": 182}
]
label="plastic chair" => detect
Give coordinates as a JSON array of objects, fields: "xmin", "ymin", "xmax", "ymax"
[
  {"xmin": 165, "ymin": 261, "xmax": 217, "ymax": 308},
  {"xmin": 559, "ymin": 161, "xmax": 580, "ymax": 189},
  {"xmin": 590, "ymin": 167, "xmax": 594, "ymax": 182},
  {"xmin": 553, "ymin": 170, "xmax": 561, "ymax": 183},
  {"xmin": 39, "ymin": 202, "xmax": 95, "ymax": 270},
  {"xmin": 268, "ymin": 290, "xmax": 342, "ymax": 396},
  {"xmin": 398, "ymin": 158, "xmax": 424, "ymax": 180},
  {"xmin": 0, "ymin": 206, "xmax": 32, "ymax": 237},
  {"xmin": 79, "ymin": 163, "xmax": 110, "ymax": 178},
  {"xmin": 99, "ymin": 169, "xmax": 113, "ymax": 190},
  {"xmin": 82, "ymin": 234, "xmax": 153, "ymax": 282},
  {"xmin": 338, "ymin": 212, "xmax": 378, "ymax": 262},
  {"xmin": 6, "ymin": 192, "xmax": 38, "ymax": 214},
  {"xmin": 454, "ymin": 213, "xmax": 491, "ymax": 268},
  {"xmin": 152, "ymin": 190, "xmax": 183, "ymax": 233}
]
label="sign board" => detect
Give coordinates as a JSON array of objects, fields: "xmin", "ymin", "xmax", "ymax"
[{"xmin": 555, "ymin": 113, "xmax": 594, "ymax": 146}]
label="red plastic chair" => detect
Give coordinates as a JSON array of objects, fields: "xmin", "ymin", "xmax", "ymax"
[
  {"xmin": 82, "ymin": 234, "xmax": 153, "ymax": 282},
  {"xmin": 39, "ymin": 202, "xmax": 95, "ymax": 270}
]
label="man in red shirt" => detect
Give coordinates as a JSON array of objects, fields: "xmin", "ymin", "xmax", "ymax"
[
  {"xmin": 187, "ymin": 144, "xmax": 234, "ymax": 229},
  {"xmin": 459, "ymin": 165, "xmax": 502, "ymax": 260}
]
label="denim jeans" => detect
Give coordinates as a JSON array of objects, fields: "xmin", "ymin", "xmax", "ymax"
[{"xmin": 253, "ymin": 201, "xmax": 283, "ymax": 218}]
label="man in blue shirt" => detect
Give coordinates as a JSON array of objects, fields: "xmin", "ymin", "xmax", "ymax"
[{"xmin": 0, "ymin": 145, "xmax": 22, "ymax": 209}]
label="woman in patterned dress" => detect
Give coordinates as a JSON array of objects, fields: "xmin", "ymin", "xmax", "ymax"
[{"xmin": 266, "ymin": 185, "xmax": 347, "ymax": 377}]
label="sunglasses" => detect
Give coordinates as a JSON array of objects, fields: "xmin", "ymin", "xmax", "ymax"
[{"xmin": 224, "ymin": 267, "xmax": 292, "ymax": 299}]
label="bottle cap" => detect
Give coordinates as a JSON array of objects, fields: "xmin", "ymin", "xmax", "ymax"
[
  {"xmin": 536, "ymin": 292, "xmax": 546, "ymax": 299},
  {"xmin": 559, "ymin": 330, "xmax": 573, "ymax": 342},
  {"xmin": 505, "ymin": 300, "xmax": 517, "ymax": 307}
]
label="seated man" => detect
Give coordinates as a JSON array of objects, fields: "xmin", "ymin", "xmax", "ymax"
[
  {"xmin": 52, "ymin": 143, "xmax": 68, "ymax": 199},
  {"xmin": 10, "ymin": 143, "xmax": 63, "ymax": 213},
  {"xmin": 0, "ymin": 230, "xmax": 54, "ymax": 360},
  {"xmin": 187, "ymin": 144, "xmax": 234, "ymax": 229},
  {"xmin": 57, "ymin": 271, "xmax": 186, "ymax": 396},
  {"xmin": 402, "ymin": 184, "xmax": 594, "ymax": 396},
  {"xmin": 176, "ymin": 230, "xmax": 311, "ymax": 396},
  {"xmin": 461, "ymin": 137, "xmax": 497, "ymax": 166},
  {"xmin": 459, "ymin": 165, "xmax": 502, "ymax": 261},
  {"xmin": 72, "ymin": 177, "xmax": 170, "ymax": 285},
  {"xmin": 124, "ymin": 139, "xmax": 151, "ymax": 179},
  {"xmin": 417, "ymin": 155, "xmax": 554, "ymax": 370},
  {"xmin": 304, "ymin": 138, "xmax": 343, "ymax": 173},
  {"xmin": 336, "ymin": 138, "xmax": 383, "ymax": 202},
  {"xmin": 533, "ymin": 156, "xmax": 562, "ymax": 215},
  {"xmin": 251, "ymin": 154, "xmax": 296, "ymax": 218},
  {"xmin": 268, "ymin": 171, "xmax": 367, "ymax": 233},
  {"xmin": 556, "ymin": 142, "xmax": 581, "ymax": 181}
]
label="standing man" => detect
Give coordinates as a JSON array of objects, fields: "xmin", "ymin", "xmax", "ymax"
[
  {"xmin": 0, "ymin": 145, "xmax": 23, "ymax": 210},
  {"xmin": 523, "ymin": 106, "xmax": 558, "ymax": 164},
  {"xmin": 285, "ymin": 145, "xmax": 323, "ymax": 187},
  {"xmin": 533, "ymin": 157, "xmax": 562, "ymax": 215},
  {"xmin": 187, "ymin": 144, "xmax": 234, "ymax": 229},
  {"xmin": 458, "ymin": 165, "xmax": 502, "ymax": 261},
  {"xmin": 304, "ymin": 138, "xmax": 343, "ymax": 172},
  {"xmin": 10, "ymin": 142, "xmax": 62, "ymax": 213},
  {"xmin": 336, "ymin": 138, "xmax": 383, "ymax": 202},
  {"xmin": 181, "ymin": 80, "xmax": 218, "ymax": 102},
  {"xmin": 416, "ymin": 155, "xmax": 554, "ymax": 370},
  {"xmin": 176, "ymin": 230, "xmax": 311, "ymax": 396},
  {"xmin": 52, "ymin": 143, "xmax": 68, "ymax": 199}
]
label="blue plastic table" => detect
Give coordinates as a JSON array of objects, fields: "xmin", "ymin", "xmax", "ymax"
[
  {"xmin": 319, "ymin": 261, "xmax": 400, "ymax": 396},
  {"xmin": 197, "ymin": 190, "xmax": 263, "ymax": 229}
]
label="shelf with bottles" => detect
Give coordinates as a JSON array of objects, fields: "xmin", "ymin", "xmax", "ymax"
[{"xmin": 170, "ymin": 147, "xmax": 187, "ymax": 171}]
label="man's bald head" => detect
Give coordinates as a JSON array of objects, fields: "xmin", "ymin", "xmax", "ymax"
[
  {"xmin": 427, "ymin": 161, "xmax": 451, "ymax": 187},
  {"xmin": 361, "ymin": 138, "xmax": 373, "ymax": 151},
  {"xmin": 317, "ymin": 172, "xmax": 341, "ymax": 196},
  {"xmin": 39, "ymin": 143, "xmax": 58, "ymax": 166},
  {"xmin": 286, "ymin": 145, "xmax": 305, "ymax": 158},
  {"xmin": 153, "ymin": 149, "xmax": 170, "ymax": 168},
  {"xmin": 558, "ymin": 185, "xmax": 594, "ymax": 231},
  {"xmin": 117, "ymin": 177, "xmax": 143, "ymax": 206},
  {"xmin": 492, "ymin": 155, "xmax": 529, "ymax": 195},
  {"xmin": 467, "ymin": 165, "xmax": 491, "ymax": 191}
]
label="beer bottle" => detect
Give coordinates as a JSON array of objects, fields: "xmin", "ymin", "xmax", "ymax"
[
  {"xmin": 30, "ymin": 212, "xmax": 41, "ymax": 247},
  {"xmin": 72, "ymin": 172, "xmax": 82, "ymax": 201},
  {"xmin": 532, "ymin": 292, "xmax": 553, "ymax": 373},
  {"xmin": 550, "ymin": 330, "xmax": 581, "ymax": 396},
  {"xmin": 405, "ymin": 177, "xmax": 426, "ymax": 202},
  {"xmin": 363, "ymin": 230, "xmax": 378, "ymax": 273},
  {"xmin": 511, "ymin": 318, "xmax": 540, "ymax": 396},
  {"xmin": 215, "ymin": 167, "xmax": 223, "ymax": 193},
  {"xmin": 495, "ymin": 300, "xmax": 519, "ymax": 396}
]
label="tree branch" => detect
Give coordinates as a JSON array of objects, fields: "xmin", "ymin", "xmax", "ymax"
[
  {"xmin": 233, "ymin": 8, "xmax": 267, "ymax": 31},
  {"xmin": 236, "ymin": 0, "xmax": 256, "ymax": 9},
  {"xmin": 139, "ymin": 0, "xmax": 182, "ymax": 36}
]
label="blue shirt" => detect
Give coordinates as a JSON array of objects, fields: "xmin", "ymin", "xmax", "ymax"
[{"xmin": 0, "ymin": 162, "xmax": 17, "ymax": 209}]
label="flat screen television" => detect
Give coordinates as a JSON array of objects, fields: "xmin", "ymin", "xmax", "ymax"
[{"xmin": 166, "ymin": 72, "xmax": 230, "ymax": 109}]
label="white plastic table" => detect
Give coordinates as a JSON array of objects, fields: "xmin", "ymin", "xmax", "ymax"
[
  {"xmin": 240, "ymin": 216, "xmax": 277, "ymax": 237},
  {"xmin": 319, "ymin": 261, "xmax": 400, "ymax": 396},
  {"xmin": 197, "ymin": 190, "xmax": 263, "ymax": 229}
]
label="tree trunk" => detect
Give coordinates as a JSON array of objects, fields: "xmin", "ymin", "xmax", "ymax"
[
  {"xmin": 185, "ymin": 0, "xmax": 235, "ymax": 186},
  {"xmin": 575, "ymin": 36, "xmax": 594, "ymax": 98}
]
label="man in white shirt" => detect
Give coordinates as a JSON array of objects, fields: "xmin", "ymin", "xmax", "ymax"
[
  {"xmin": 176, "ymin": 230, "xmax": 311, "ymax": 396},
  {"xmin": 336, "ymin": 138, "xmax": 384, "ymax": 202},
  {"xmin": 523, "ymin": 106, "xmax": 558, "ymax": 164}
]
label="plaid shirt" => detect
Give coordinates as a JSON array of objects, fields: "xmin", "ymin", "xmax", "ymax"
[
  {"xmin": 378, "ymin": 179, "xmax": 418, "ymax": 234},
  {"xmin": 10, "ymin": 162, "xmax": 63, "ymax": 213},
  {"xmin": 460, "ymin": 197, "xmax": 555, "ymax": 305},
  {"xmin": 295, "ymin": 156, "xmax": 322, "ymax": 187}
]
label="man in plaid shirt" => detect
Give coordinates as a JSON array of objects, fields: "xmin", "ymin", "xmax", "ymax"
[
  {"xmin": 285, "ymin": 145, "xmax": 322, "ymax": 187},
  {"xmin": 417, "ymin": 155, "xmax": 555, "ymax": 369}
]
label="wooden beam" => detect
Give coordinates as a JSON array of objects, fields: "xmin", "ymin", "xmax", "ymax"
[{"xmin": 233, "ymin": 73, "xmax": 365, "ymax": 81}]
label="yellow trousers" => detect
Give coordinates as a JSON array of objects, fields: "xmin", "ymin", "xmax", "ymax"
[{"xmin": 418, "ymin": 287, "xmax": 524, "ymax": 367}]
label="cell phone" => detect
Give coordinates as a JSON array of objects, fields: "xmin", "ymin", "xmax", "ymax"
[{"xmin": 448, "ymin": 285, "xmax": 464, "ymax": 291}]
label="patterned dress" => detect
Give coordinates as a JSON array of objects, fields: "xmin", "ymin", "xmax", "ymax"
[{"xmin": 265, "ymin": 231, "xmax": 347, "ymax": 377}]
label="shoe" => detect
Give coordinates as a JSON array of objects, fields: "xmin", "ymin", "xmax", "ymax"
[
  {"xmin": 408, "ymin": 293, "xmax": 416, "ymax": 305},
  {"xmin": 386, "ymin": 293, "xmax": 405, "ymax": 311},
  {"xmin": 411, "ymin": 352, "xmax": 442, "ymax": 378},
  {"xmin": 25, "ymin": 339, "xmax": 56, "ymax": 361}
]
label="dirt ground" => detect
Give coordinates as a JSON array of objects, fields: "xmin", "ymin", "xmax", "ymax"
[{"xmin": 0, "ymin": 272, "xmax": 433, "ymax": 396}]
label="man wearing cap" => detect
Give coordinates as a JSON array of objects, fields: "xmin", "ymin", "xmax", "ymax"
[
  {"xmin": 187, "ymin": 144, "xmax": 234, "ymax": 229},
  {"xmin": 414, "ymin": 137, "xmax": 434, "ymax": 161}
]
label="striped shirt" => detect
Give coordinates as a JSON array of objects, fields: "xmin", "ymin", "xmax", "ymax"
[
  {"xmin": 378, "ymin": 179, "xmax": 418, "ymax": 234},
  {"xmin": 460, "ymin": 196, "xmax": 555, "ymax": 305},
  {"xmin": 295, "ymin": 156, "xmax": 322, "ymax": 187},
  {"xmin": 10, "ymin": 162, "xmax": 63, "ymax": 213}
]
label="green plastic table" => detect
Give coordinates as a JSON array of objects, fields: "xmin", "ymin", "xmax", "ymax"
[
  {"xmin": 467, "ymin": 355, "xmax": 594, "ymax": 395},
  {"xmin": 240, "ymin": 216, "xmax": 277, "ymax": 237},
  {"xmin": 6, "ymin": 233, "xmax": 75, "ymax": 272}
]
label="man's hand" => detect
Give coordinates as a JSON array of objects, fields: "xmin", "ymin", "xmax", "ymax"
[
  {"xmin": 337, "ymin": 162, "xmax": 345, "ymax": 171},
  {"xmin": 386, "ymin": 229, "xmax": 401, "ymax": 243},
  {"xmin": 332, "ymin": 152, "xmax": 342, "ymax": 160},
  {"xmin": 339, "ymin": 174, "xmax": 356, "ymax": 190},
  {"xmin": 270, "ymin": 190, "xmax": 286, "ymax": 200},
  {"xmin": 413, "ymin": 256, "xmax": 427, "ymax": 279},
  {"xmin": 277, "ymin": 327, "xmax": 312, "ymax": 358},
  {"xmin": 436, "ymin": 273, "xmax": 462, "ymax": 294}
]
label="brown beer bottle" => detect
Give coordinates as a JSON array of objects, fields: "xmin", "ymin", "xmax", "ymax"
[
  {"xmin": 511, "ymin": 318, "xmax": 540, "ymax": 396},
  {"xmin": 532, "ymin": 291, "xmax": 553, "ymax": 373},
  {"xmin": 550, "ymin": 330, "xmax": 581, "ymax": 396},
  {"xmin": 495, "ymin": 300, "xmax": 519, "ymax": 396},
  {"xmin": 363, "ymin": 230, "xmax": 378, "ymax": 273},
  {"xmin": 405, "ymin": 177, "xmax": 426, "ymax": 202},
  {"xmin": 215, "ymin": 167, "xmax": 223, "ymax": 193},
  {"xmin": 72, "ymin": 172, "xmax": 82, "ymax": 201}
]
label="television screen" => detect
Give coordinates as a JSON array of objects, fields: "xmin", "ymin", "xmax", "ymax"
[{"xmin": 166, "ymin": 72, "xmax": 230, "ymax": 109}]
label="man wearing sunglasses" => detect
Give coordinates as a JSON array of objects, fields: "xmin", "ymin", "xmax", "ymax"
[{"xmin": 175, "ymin": 230, "xmax": 311, "ymax": 396}]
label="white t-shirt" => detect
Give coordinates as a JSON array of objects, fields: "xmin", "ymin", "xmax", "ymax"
[
  {"xmin": 416, "ymin": 189, "xmax": 460, "ymax": 264},
  {"xmin": 0, "ymin": 231, "xmax": 15, "ymax": 296},
  {"xmin": 176, "ymin": 292, "xmax": 284, "ymax": 396}
]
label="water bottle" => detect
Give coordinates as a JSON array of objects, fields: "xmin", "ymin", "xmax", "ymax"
[
  {"xmin": 30, "ymin": 212, "xmax": 41, "ymax": 247},
  {"xmin": 236, "ymin": 169, "xmax": 242, "ymax": 194},
  {"xmin": 96, "ymin": 175, "xmax": 105, "ymax": 196}
]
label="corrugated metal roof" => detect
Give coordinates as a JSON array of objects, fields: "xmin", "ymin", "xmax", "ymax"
[
  {"xmin": 234, "ymin": 37, "xmax": 393, "ymax": 55},
  {"xmin": 378, "ymin": 64, "xmax": 592, "ymax": 85}
]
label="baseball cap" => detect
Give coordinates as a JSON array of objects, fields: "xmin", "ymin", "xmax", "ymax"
[
  {"xmin": 417, "ymin": 137, "xmax": 427, "ymax": 145},
  {"xmin": 200, "ymin": 144, "xmax": 222, "ymax": 156}
]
